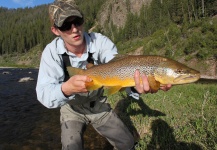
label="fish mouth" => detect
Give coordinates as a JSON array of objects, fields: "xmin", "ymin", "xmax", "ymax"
[{"xmin": 173, "ymin": 74, "xmax": 200, "ymax": 84}]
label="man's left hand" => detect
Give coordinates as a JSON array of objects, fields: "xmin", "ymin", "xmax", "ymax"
[{"xmin": 133, "ymin": 70, "xmax": 172, "ymax": 94}]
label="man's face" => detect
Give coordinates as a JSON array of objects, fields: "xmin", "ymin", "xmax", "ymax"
[{"xmin": 52, "ymin": 16, "xmax": 85, "ymax": 47}]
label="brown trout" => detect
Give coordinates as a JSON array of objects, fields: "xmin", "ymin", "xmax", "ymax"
[{"xmin": 67, "ymin": 55, "xmax": 200, "ymax": 94}]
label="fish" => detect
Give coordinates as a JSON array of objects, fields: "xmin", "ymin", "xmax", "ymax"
[{"xmin": 67, "ymin": 55, "xmax": 200, "ymax": 94}]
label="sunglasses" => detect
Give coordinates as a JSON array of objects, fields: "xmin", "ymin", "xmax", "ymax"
[{"xmin": 55, "ymin": 17, "xmax": 84, "ymax": 31}]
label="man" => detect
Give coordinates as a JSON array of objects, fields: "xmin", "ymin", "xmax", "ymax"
[{"xmin": 36, "ymin": 0, "xmax": 171, "ymax": 149}]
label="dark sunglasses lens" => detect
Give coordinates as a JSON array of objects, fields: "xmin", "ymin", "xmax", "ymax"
[
  {"xmin": 58, "ymin": 22, "xmax": 72, "ymax": 31},
  {"xmin": 58, "ymin": 18, "xmax": 84, "ymax": 31},
  {"xmin": 74, "ymin": 17, "xmax": 84, "ymax": 27}
]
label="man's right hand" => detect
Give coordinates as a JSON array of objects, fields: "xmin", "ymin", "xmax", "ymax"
[{"xmin": 61, "ymin": 75, "xmax": 92, "ymax": 97}]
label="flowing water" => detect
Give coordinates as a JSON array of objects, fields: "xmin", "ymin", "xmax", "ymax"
[{"xmin": 0, "ymin": 68, "xmax": 112, "ymax": 150}]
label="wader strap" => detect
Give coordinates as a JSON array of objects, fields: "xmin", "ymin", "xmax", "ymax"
[
  {"xmin": 62, "ymin": 53, "xmax": 70, "ymax": 82},
  {"xmin": 61, "ymin": 33, "xmax": 101, "ymax": 107},
  {"xmin": 87, "ymin": 53, "xmax": 94, "ymax": 64},
  {"xmin": 62, "ymin": 52, "xmax": 94, "ymax": 82}
]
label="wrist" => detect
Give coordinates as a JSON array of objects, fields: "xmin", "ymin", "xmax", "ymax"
[{"xmin": 61, "ymin": 82, "xmax": 73, "ymax": 97}]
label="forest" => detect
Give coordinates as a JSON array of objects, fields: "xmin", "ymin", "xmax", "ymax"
[{"xmin": 0, "ymin": 0, "xmax": 216, "ymax": 64}]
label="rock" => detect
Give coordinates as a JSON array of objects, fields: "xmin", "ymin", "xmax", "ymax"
[
  {"xmin": 2, "ymin": 71, "xmax": 10, "ymax": 74},
  {"xmin": 18, "ymin": 77, "xmax": 34, "ymax": 82}
]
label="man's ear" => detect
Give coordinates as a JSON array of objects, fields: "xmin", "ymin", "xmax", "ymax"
[{"xmin": 51, "ymin": 26, "xmax": 60, "ymax": 36}]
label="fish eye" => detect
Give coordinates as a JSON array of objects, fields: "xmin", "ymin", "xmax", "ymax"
[{"xmin": 176, "ymin": 69, "xmax": 183, "ymax": 74}]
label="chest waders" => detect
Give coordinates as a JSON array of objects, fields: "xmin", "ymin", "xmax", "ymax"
[
  {"xmin": 61, "ymin": 50, "xmax": 112, "ymax": 124},
  {"xmin": 62, "ymin": 51, "xmax": 104, "ymax": 107},
  {"xmin": 60, "ymin": 37, "xmax": 135, "ymax": 150}
]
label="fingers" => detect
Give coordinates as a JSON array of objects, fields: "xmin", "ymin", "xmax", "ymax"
[
  {"xmin": 141, "ymin": 73, "xmax": 150, "ymax": 92},
  {"xmin": 134, "ymin": 70, "xmax": 141, "ymax": 90},
  {"xmin": 76, "ymin": 75, "xmax": 92, "ymax": 83},
  {"xmin": 160, "ymin": 84, "xmax": 172, "ymax": 91},
  {"xmin": 134, "ymin": 70, "xmax": 172, "ymax": 94},
  {"xmin": 61, "ymin": 75, "xmax": 92, "ymax": 96},
  {"xmin": 70, "ymin": 75, "xmax": 92, "ymax": 91},
  {"xmin": 134, "ymin": 70, "xmax": 150, "ymax": 94}
]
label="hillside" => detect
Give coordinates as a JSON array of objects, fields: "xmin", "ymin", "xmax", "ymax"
[
  {"xmin": 0, "ymin": 0, "xmax": 216, "ymax": 78},
  {"xmin": 98, "ymin": 0, "xmax": 152, "ymax": 28}
]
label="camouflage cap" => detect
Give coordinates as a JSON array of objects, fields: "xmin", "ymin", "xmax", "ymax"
[{"xmin": 49, "ymin": 0, "xmax": 83, "ymax": 27}]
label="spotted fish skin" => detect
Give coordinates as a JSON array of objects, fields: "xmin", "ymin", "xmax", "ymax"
[
  {"xmin": 88, "ymin": 55, "xmax": 164, "ymax": 80},
  {"xmin": 67, "ymin": 55, "xmax": 200, "ymax": 94}
]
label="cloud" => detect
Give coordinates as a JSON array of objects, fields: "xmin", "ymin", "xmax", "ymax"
[{"xmin": 12, "ymin": 0, "xmax": 35, "ymax": 7}]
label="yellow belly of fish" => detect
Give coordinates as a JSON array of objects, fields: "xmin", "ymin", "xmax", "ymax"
[
  {"xmin": 94, "ymin": 75, "xmax": 134, "ymax": 87},
  {"xmin": 85, "ymin": 75, "xmax": 135, "ymax": 94}
]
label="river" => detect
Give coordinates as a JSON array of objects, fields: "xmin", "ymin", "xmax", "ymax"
[{"xmin": 0, "ymin": 68, "xmax": 112, "ymax": 150}]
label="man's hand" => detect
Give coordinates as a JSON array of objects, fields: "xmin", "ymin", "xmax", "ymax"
[
  {"xmin": 160, "ymin": 84, "xmax": 172, "ymax": 91},
  {"xmin": 61, "ymin": 75, "xmax": 92, "ymax": 96},
  {"xmin": 134, "ymin": 70, "xmax": 171, "ymax": 94}
]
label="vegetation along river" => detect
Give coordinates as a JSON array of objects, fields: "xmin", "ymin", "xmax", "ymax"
[{"xmin": 0, "ymin": 68, "xmax": 216, "ymax": 150}]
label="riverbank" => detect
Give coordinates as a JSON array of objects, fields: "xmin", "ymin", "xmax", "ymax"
[{"xmin": 0, "ymin": 67, "xmax": 17, "ymax": 68}]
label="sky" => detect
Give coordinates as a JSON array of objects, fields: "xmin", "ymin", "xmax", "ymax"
[{"xmin": 0, "ymin": 0, "xmax": 54, "ymax": 9}]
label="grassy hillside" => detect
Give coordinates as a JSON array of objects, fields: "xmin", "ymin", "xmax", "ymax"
[{"xmin": 0, "ymin": 44, "xmax": 42, "ymax": 68}]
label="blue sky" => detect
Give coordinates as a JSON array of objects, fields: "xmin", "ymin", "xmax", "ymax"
[{"xmin": 0, "ymin": 0, "xmax": 54, "ymax": 9}]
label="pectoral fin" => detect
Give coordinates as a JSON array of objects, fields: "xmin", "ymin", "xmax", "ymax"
[
  {"xmin": 85, "ymin": 82, "xmax": 102, "ymax": 91},
  {"xmin": 106, "ymin": 86, "xmax": 122, "ymax": 95},
  {"xmin": 148, "ymin": 75, "xmax": 160, "ymax": 92}
]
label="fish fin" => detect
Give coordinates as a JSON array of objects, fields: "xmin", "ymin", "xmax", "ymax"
[
  {"xmin": 148, "ymin": 75, "xmax": 160, "ymax": 92},
  {"xmin": 66, "ymin": 67, "xmax": 84, "ymax": 76},
  {"xmin": 106, "ymin": 86, "xmax": 122, "ymax": 95},
  {"xmin": 86, "ymin": 82, "xmax": 102, "ymax": 91},
  {"xmin": 119, "ymin": 87, "xmax": 126, "ymax": 92}
]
